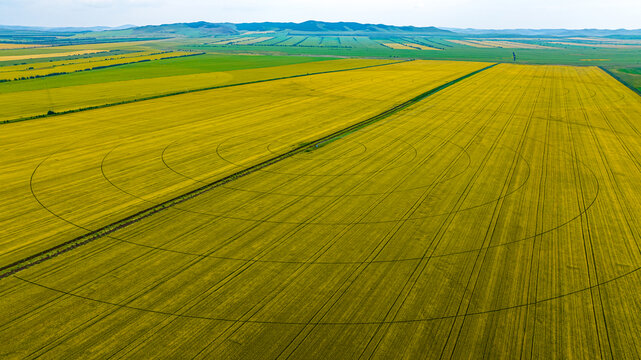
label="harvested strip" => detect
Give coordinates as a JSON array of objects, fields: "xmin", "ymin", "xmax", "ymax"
[
  {"xmin": 450, "ymin": 39, "xmax": 555, "ymax": 49},
  {"xmin": 404, "ymin": 43, "xmax": 441, "ymax": 50},
  {"xmin": 0, "ymin": 50, "xmax": 107, "ymax": 61},
  {"xmin": 210, "ymin": 37, "xmax": 273, "ymax": 45},
  {"xmin": 233, "ymin": 37, "xmax": 274, "ymax": 45},
  {"xmin": 208, "ymin": 37, "xmax": 245, "ymax": 45},
  {"xmin": 382, "ymin": 43, "xmax": 417, "ymax": 50},
  {"xmin": 470, "ymin": 40, "xmax": 556, "ymax": 49},
  {"xmin": 0, "ymin": 43, "xmax": 47, "ymax": 50},
  {"xmin": 242, "ymin": 31, "xmax": 276, "ymax": 35},
  {"xmin": 447, "ymin": 39, "xmax": 494, "ymax": 48},
  {"xmin": 567, "ymin": 37, "xmax": 641, "ymax": 44},
  {"xmin": 550, "ymin": 41, "xmax": 641, "ymax": 49}
]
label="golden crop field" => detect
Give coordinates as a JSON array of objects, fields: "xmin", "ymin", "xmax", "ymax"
[
  {"xmin": 20, "ymin": 39, "xmax": 171, "ymax": 52},
  {"xmin": 0, "ymin": 51, "xmax": 160, "ymax": 73},
  {"xmin": 0, "ymin": 51, "xmax": 198, "ymax": 81},
  {"xmin": 0, "ymin": 43, "xmax": 47, "ymax": 50},
  {"xmin": 0, "ymin": 50, "xmax": 107, "ymax": 61},
  {"xmin": 382, "ymin": 43, "xmax": 417, "ymax": 50},
  {"xmin": 404, "ymin": 42, "xmax": 441, "ymax": 50},
  {"xmin": 3, "ymin": 58, "xmax": 641, "ymax": 358},
  {"xmin": 0, "ymin": 60, "xmax": 489, "ymax": 265},
  {"xmin": 0, "ymin": 58, "xmax": 395, "ymax": 122}
]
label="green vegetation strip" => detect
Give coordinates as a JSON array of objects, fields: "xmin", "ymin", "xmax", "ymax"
[
  {"xmin": 0, "ymin": 62, "xmax": 496, "ymax": 279},
  {"xmin": 0, "ymin": 59, "xmax": 412, "ymax": 125},
  {"xmin": 599, "ymin": 66, "xmax": 641, "ymax": 98}
]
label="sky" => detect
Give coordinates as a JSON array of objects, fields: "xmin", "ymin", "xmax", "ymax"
[{"xmin": 1, "ymin": 0, "xmax": 640, "ymax": 29}]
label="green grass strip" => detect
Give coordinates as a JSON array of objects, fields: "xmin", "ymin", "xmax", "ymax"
[
  {"xmin": 598, "ymin": 66, "xmax": 641, "ymax": 98},
  {"xmin": 1, "ymin": 59, "xmax": 412, "ymax": 125},
  {"xmin": 0, "ymin": 62, "xmax": 496, "ymax": 279}
]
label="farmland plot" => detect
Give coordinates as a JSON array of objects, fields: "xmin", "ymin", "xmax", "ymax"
[
  {"xmin": 403, "ymin": 42, "xmax": 441, "ymax": 50},
  {"xmin": 0, "ymin": 50, "xmax": 106, "ymax": 61},
  {"xmin": 0, "ymin": 43, "xmax": 47, "ymax": 50},
  {"xmin": 0, "ymin": 51, "xmax": 152, "ymax": 73},
  {"xmin": 382, "ymin": 42, "xmax": 417, "ymax": 50},
  {"xmin": 0, "ymin": 60, "xmax": 489, "ymax": 265},
  {"xmin": 0, "ymin": 51, "xmax": 200, "ymax": 81},
  {"xmin": 550, "ymin": 41, "xmax": 641, "ymax": 49},
  {"xmin": 0, "ymin": 58, "xmax": 395, "ymax": 122},
  {"xmin": 2, "ymin": 62, "xmax": 641, "ymax": 358}
]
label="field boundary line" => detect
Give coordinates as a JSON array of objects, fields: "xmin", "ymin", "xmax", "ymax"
[
  {"xmin": 0, "ymin": 59, "xmax": 412, "ymax": 125},
  {"xmin": 597, "ymin": 66, "xmax": 641, "ymax": 98},
  {"xmin": 0, "ymin": 62, "xmax": 497, "ymax": 280}
]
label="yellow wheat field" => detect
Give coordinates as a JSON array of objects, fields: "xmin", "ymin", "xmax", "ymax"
[
  {"xmin": 404, "ymin": 42, "xmax": 441, "ymax": 50},
  {"xmin": 0, "ymin": 51, "xmax": 162, "ymax": 73},
  {"xmin": 0, "ymin": 43, "xmax": 47, "ymax": 50},
  {"xmin": 2, "ymin": 62, "xmax": 641, "ymax": 358},
  {"xmin": 0, "ymin": 60, "xmax": 488, "ymax": 264},
  {"xmin": 0, "ymin": 50, "xmax": 107, "ymax": 62},
  {"xmin": 0, "ymin": 58, "xmax": 396, "ymax": 122},
  {"xmin": 382, "ymin": 43, "xmax": 417, "ymax": 50}
]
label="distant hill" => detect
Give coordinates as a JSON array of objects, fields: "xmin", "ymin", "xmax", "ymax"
[
  {"xmin": 129, "ymin": 22, "xmax": 237, "ymax": 37},
  {"xmin": 444, "ymin": 28, "xmax": 641, "ymax": 37},
  {"xmin": 104, "ymin": 20, "xmax": 455, "ymax": 37},
  {"xmin": 0, "ymin": 24, "xmax": 136, "ymax": 32},
  {"xmin": 3, "ymin": 22, "xmax": 641, "ymax": 40},
  {"xmin": 234, "ymin": 20, "xmax": 452, "ymax": 34}
]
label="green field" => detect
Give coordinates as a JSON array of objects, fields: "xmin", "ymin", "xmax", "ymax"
[
  {"xmin": 0, "ymin": 53, "xmax": 334, "ymax": 92},
  {"xmin": 611, "ymin": 67, "xmax": 641, "ymax": 94},
  {"xmin": 181, "ymin": 34, "xmax": 641, "ymax": 66}
]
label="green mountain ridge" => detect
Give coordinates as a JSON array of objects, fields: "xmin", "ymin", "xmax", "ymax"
[{"xmin": 127, "ymin": 20, "xmax": 454, "ymax": 37}]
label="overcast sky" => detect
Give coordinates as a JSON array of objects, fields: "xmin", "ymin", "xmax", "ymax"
[{"xmin": 1, "ymin": 0, "xmax": 640, "ymax": 29}]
